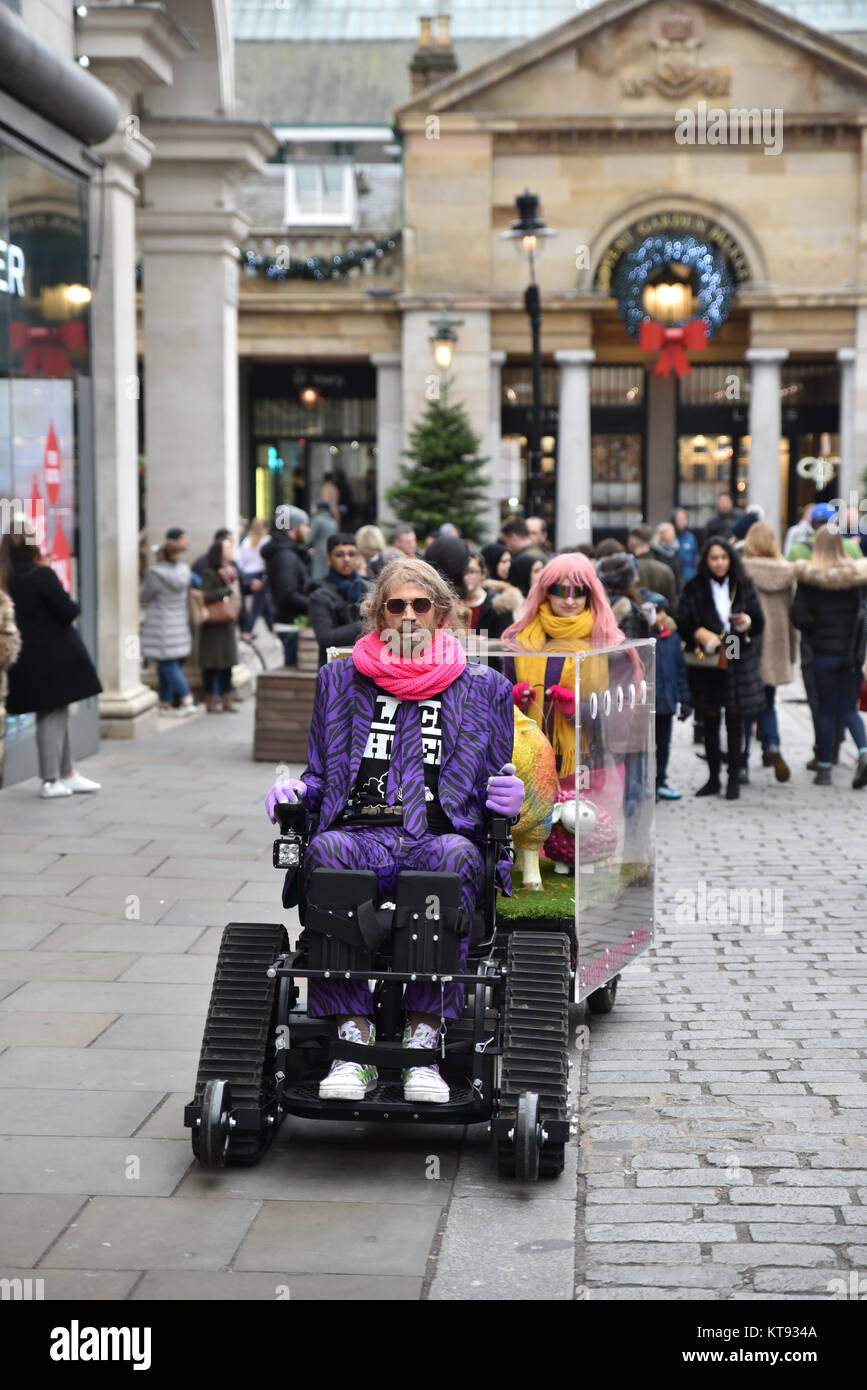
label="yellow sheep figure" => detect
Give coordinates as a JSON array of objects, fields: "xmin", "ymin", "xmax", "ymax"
[{"xmin": 511, "ymin": 706, "xmax": 559, "ymax": 891}]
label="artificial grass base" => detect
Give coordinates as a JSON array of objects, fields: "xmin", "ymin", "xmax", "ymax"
[
  {"xmin": 499, "ymin": 853, "xmax": 650, "ymax": 919},
  {"xmin": 499, "ymin": 856, "xmax": 575, "ymax": 919}
]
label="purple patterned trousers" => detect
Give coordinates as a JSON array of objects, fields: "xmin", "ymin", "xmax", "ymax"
[{"xmin": 304, "ymin": 825, "xmax": 483, "ymax": 1021}]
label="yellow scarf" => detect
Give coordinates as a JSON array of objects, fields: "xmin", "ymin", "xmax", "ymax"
[{"xmin": 513, "ymin": 603, "xmax": 609, "ymax": 776}]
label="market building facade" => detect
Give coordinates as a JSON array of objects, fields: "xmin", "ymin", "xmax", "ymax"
[{"xmin": 231, "ymin": 0, "xmax": 867, "ymax": 547}]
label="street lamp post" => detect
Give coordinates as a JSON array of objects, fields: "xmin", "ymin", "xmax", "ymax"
[
  {"xmin": 430, "ymin": 310, "xmax": 460, "ymax": 402},
  {"xmin": 501, "ymin": 191, "xmax": 556, "ymax": 518}
]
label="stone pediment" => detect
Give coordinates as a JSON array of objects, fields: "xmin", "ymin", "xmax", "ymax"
[{"xmin": 394, "ymin": 0, "xmax": 867, "ymax": 121}]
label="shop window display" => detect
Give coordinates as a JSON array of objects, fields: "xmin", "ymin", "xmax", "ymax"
[{"xmin": 0, "ymin": 140, "xmax": 93, "ymax": 778}]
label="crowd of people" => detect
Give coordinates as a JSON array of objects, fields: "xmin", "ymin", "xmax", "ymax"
[{"xmin": 1, "ymin": 488, "xmax": 866, "ymax": 801}]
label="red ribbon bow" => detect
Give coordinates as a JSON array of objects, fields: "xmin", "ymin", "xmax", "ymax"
[
  {"xmin": 639, "ymin": 318, "xmax": 708, "ymax": 378},
  {"xmin": 9, "ymin": 321, "xmax": 88, "ymax": 376}
]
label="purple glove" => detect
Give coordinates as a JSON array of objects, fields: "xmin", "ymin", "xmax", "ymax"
[
  {"xmin": 485, "ymin": 762, "xmax": 524, "ymax": 817},
  {"xmin": 266, "ymin": 779, "xmax": 307, "ymax": 823}
]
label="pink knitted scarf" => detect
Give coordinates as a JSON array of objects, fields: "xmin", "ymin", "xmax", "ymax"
[{"xmin": 352, "ymin": 627, "xmax": 467, "ymax": 699}]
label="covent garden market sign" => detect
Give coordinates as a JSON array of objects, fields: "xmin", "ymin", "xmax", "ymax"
[{"xmin": 595, "ymin": 211, "xmax": 751, "ymax": 292}]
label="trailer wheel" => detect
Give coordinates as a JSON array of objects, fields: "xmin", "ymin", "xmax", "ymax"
[
  {"xmin": 496, "ymin": 931, "xmax": 570, "ymax": 1181},
  {"xmin": 587, "ymin": 974, "xmax": 619, "ymax": 1015}
]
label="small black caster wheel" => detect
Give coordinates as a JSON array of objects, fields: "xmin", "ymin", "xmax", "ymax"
[
  {"xmin": 587, "ymin": 975, "xmax": 619, "ymax": 1015},
  {"xmin": 514, "ymin": 1090, "xmax": 542, "ymax": 1183},
  {"xmin": 199, "ymin": 1079, "xmax": 233, "ymax": 1168}
]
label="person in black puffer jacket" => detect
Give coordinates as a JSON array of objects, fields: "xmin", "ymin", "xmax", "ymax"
[
  {"xmin": 677, "ymin": 536, "xmax": 766, "ymax": 800},
  {"xmin": 791, "ymin": 527, "xmax": 867, "ymax": 789},
  {"xmin": 309, "ymin": 532, "xmax": 370, "ymax": 667},
  {"xmin": 261, "ymin": 506, "xmax": 312, "ymax": 622}
]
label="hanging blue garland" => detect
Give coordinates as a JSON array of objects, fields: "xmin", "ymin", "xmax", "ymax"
[
  {"xmin": 236, "ymin": 234, "xmax": 399, "ymax": 282},
  {"xmin": 612, "ymin": 234, "xmax": 734, "ymax": 340}
]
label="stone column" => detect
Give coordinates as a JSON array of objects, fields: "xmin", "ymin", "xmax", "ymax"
[
  {"xmin": 137, "ymin": 120, "xmax": 277, "ymax": 558},
  {"xmin": 645, "ymin": 372, "xmax": 677, "ymax": 525},
  {"xmin": 487, "ymin": 350, "xmax": 507, "ymax": 545},
  {"xmin": 837, "ymin": 346, "xmax": 856, "ymax": 512},
  {"xmin": 554, "ymin": 349, "xmax": 595, "ymax": 548},
  {"xmin": 371, "ymin": 352, "xmax": 402, "ymax": 529},
  {"xmin": 91, "ymin": 130, "xmax": 159, "ymax": 736},
  {"xmin": 84, "ymin": 3, "xmax": 196, "ymax": 737},
  {"xmin": 746, "ymin": 347, "xmax": 788, "ymax": 539}
]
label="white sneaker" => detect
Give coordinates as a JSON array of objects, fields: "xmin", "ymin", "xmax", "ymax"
[
  {"xmin": 61, "ymin": 772, "xmax": 101, "ymax": 793},
  {"xmin": 174, "ymin": 703, "xmax": 199, "ymax": 718},
  {"xmin": 318, "ymin": 1020, "xmax": 378, "ymax": 1100},
  {"xmin": 402, "ymin": 1022, "xmax": 450, "ymax": 1104},
  {"xmin": 40, "ymin": 780, "xmax": 74, "ymax": 799}
]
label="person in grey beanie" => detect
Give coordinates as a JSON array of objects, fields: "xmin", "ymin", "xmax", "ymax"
[
  {"xmin": 596, "ymin": 552, "xmax": 651, "ymax": 640},
  {"xmin": 309, "ymin": 501, "xmax": 337, "ymax": 583}
]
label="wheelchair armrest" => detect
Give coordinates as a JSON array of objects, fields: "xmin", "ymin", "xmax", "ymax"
[
  {"xmin": 274, "ymin": 801, "xmax": 308, "ymax": 834},
  {"xmin": 485, "ymin": 814, "xmax": 513, "ymax": 844}
]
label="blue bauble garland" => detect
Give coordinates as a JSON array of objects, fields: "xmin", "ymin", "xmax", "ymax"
[{"xmin": 612, "ymin": 235, "xmax": 734, "ymax": 340}]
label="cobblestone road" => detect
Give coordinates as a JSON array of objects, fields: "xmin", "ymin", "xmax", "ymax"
[
  {"xmin": 0, "ymin": 683, "xmax": 863, "ymax": 1300},
  {"xmin": 579, "ymin": 688, "xmax": 867, "ymax": 1302}
]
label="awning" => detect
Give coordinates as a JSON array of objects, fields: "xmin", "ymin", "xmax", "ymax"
[{"xmin": 0, "ymin": 5, "xmax": 120, "ymax": 147}]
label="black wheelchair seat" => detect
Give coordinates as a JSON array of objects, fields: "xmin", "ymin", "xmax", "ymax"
[{"xmin": 304, "ymin": 867, "xmax": 472, "ymax": 975}]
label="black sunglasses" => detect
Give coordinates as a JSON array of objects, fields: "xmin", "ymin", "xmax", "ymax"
[{"xmin": 385, "ymin": 597, "xmax": 433, "ymax": 615}]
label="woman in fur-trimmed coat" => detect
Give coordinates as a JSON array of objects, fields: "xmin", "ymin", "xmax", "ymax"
[
  {"xmin": 464, "ymin": 550, "xmax": 522, "ymax": 642},
  {"xmin": 741, "ymin": 521, "xmax": 797, "ymax": 782},
  {"xmin": 0, "ymin": 584, "xmax": 22, "ymax": 787}
]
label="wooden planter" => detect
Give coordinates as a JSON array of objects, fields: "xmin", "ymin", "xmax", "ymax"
[
  {"xmin": 296, "ymin": 626, "xmax": 319, "ymax": 673},
  {"xmin": 253, "ymin": 667, "xmax": 317, "ymax": 763}
]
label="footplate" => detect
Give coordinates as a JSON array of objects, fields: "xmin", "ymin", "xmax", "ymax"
[{"xmin": 280, "ymin": 1073, "xmax": 486, "ymax": 1122}]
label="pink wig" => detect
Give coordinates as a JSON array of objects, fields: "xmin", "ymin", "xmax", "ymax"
[{"xmin": 503, "ymin": 552, "xmax": 625, "ymax": 647}]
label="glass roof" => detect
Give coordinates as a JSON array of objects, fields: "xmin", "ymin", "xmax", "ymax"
[
  {"xmin": 233, "ymin": 0, "xmax": 590, "ymax": 43},
  {"xmin": 232, "ymin": 0, "xmax": 867, "ymax": 42}
]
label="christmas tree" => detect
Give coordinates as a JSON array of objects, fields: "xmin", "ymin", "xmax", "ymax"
[{"xmin": 387, "ymin": 388, "xmax": 491, "ymax": 541}]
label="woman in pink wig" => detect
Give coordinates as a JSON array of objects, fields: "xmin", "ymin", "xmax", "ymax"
[{"xmin": 502, "ymin": 551, "xmax": 640, "ymax": 824}]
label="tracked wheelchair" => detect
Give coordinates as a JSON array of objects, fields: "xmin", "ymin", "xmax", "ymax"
[{"xmin": 184, "ymin": 798, "xmax": 576, "ymax": 1182}]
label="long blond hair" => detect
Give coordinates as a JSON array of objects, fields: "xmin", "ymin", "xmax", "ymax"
[
  {"xmin": 355, "ymin": 525, "xmax": 386, "ymax": 560},
  {"xmin": 812, "ymin": 525, "xmax": 852, "ymax": 571},
  {"xmin": 247, "ymin": 517, "xmax": 269, "ymax": 547},
  {"xmin": 743, "ymin": 521, "xmax": 782, "ymax": 560}
]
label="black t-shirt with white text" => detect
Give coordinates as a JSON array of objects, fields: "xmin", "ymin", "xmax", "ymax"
[{"xmin": 339, "ymin": 693, "xmax": 455, "ymax": 834}]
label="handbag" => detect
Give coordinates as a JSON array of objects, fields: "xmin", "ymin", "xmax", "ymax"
[
  {"xmin": 188, "ymin": 587, "xmax": 206, "ymax": 628},
  {"xmin": 204, "ymin": 592, "xmax": 241, "ymax": 624},
  {"xmin": 203, "ymin": 568, "xmax": 242, "ymax": 625},
  {"xmin": 684, "ymin": 640, "xmax": 727, "ymax": 671}
]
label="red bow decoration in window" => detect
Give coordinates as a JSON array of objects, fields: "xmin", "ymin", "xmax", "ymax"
[
  {"xmin": 9, "ymin": 321, "xmax": 88, "ymax": 376},
  {"xmin": 639, "ymin": 318, "xmax": 708, "ymax": 378}
]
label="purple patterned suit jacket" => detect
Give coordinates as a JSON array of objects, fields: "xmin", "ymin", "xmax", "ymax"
[{"xmin": 302, "ymin": 657, "xmax": 513, "ymax": 836}]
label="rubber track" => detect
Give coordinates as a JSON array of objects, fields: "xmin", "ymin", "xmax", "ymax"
[
  {"xmin": 499, "ymin": 931, "xmax": 570, "ymax": 1177},
  {"xmin": 193, "ymin": 922, "xmax": 289, "ymax": 1164}
]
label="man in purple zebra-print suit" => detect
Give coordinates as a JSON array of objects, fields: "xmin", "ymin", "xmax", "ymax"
[{"xmin": 266, "ymin": 556, "xmax": 524, "ymax": 1104}]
